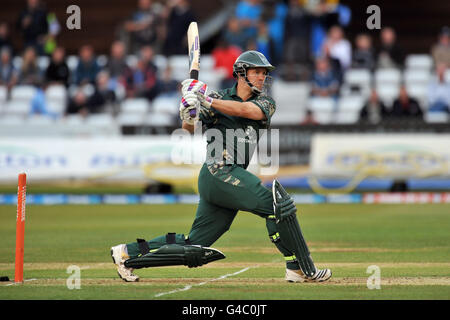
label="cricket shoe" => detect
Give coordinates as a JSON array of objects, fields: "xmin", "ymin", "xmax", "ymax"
[
  {"xmin": 111, "ymin": 244, "xmax": 139, "ymax": 282},
  {"xmin": 285, "ymin": 268, "xmax": 332, "ymax": 283}
]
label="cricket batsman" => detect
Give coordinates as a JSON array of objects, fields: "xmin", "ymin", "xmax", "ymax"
[{"xmin": 111, "ymin": 50, "xmax": 332, "ymax": 283}]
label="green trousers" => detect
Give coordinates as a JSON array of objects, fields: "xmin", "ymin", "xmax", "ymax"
[{"xmin": 126, "ymin": 163, "xmax": 299, "ymax": 269}]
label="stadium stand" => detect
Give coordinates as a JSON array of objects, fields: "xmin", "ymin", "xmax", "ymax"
[{"xmin": 0, "ymin": 0, "xmax": 448, "ymax": 163}]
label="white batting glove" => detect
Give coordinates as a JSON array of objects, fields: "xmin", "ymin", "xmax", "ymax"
[
  {"xmin": 181, "ymin": 79, "xmax": 205, "ymax": 96},
  {"xmin": 179, "ymin": 92, "xmax": 199, "ymax": 125},
  {"xmin": 195, "ymin": 83, "xmax": 213, "ymax": 109}
]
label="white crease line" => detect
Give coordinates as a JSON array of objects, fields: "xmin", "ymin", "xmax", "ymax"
[
  {"xmin": 154, "ymin": 267, "xmax": 251, "ymax": 298},
  {"xmin": 4, "ymin": 278, "xmax": 38, "ymax": 286}
]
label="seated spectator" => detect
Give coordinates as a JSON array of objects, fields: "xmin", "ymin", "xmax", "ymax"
[
  {"xmin": 30, "ymin": 83, "xmax": 58, "ymax": 118},
  {"xmin": 235, "ymin": 0, "xmax": 262, "ymax": 39},
  {"xmin": 43, "ymin": 12, "xmax": 61, "ymax": 56},
  {"xmin": 18, "ymin": 46, "xmax": 43, "ymax": 85},
  {"xmin": 301, "ymin": 109, "xmax": 319, "ymax": 125},
  {"xmin": 309, "ymin": 0, "xmax": 337, "ymax": 59},
  {"xmin": 352, "ymin": 33, "xmax": 375, "ymax": 70},
  {"xmin": 106, "ymin": 40, "xmax": 131, "ymax": 90},
  {"xmin": 0, "ymin": 47, "xmax": 18, "ymax": 91},
  {"xmin": 390, "ymin": 85, "xmax": 423, "ymax": 119},
  {"xmin": 74, "ymin": 45, "xmax": 100, "ymax": 85},
  {"xmin": 66, "ymin": 87, "xmax": 91, "ymax": 116},
  {"xmin": 255, "ymin": 21, "xmax": 275, "ymax": 64},
  {"xmin": 263, "ymin": 0, "xmax": 288, "ymax": 66},
  {"xmin": 123, "ymin": 45, "xmax": 159, "ymax": 101},
  {"xmin": 67, "ymin": 73, "xmax": 116, "ymax": 116},
  {"xmin": 212, "ymin": 38, "xmax": 242, "ymax": 89},
  {"xmin": 157, "ymin": 65, "xmax": 180, "ymax": 97},
  {"xmin": 16, "ymin": 0, "xmax": 48, "ymax": 54},
  {"xmin": 310, "ymin": 56, "xmax": 339, "ymax": 98},
  {"xmin": 283, "ymin": 0, "xmax": 311, "ymax": 66},
  {"xmin": 223, "ymin": 16, "xmax": 250, "ymax": 51},
  {"xmin": 45, "ymin": 46, "xmax": 70, "ymax": 86},
  {"xmin": 321, "ymin": 25, "xmax": 352, "ymax": 71},
  {"xmin": 431, "ymin": 26, "xmax": 450, "ymax": 67},
  {"xmin": 122, "ymin": 0, "xmax": 164, "ymax": 53},
  {"xmin": 359, "ymin": 89, "xmax": 389, "ymax": 124},
  {"xmin": 87, "ymin": 71, "xmax": 117, "ymax": 114},
  {"xmin": 427, "ymin": 63, "xmax": 450, "ymax": 112},
  {"xmin": 162, "ymin": 0, "xmax": 195, "ymax": 56},
  {"xmin": 0, "ymin": 22, "xmax": 14, "ymax": 53},
  {"xmin": 376, "ymin": 27, "xmax": 404, "ymax": 69}
]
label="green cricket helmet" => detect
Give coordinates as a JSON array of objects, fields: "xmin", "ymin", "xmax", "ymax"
[{"xmin": 233, "ymin": 50, "xmax": 275, "ymax": 94}]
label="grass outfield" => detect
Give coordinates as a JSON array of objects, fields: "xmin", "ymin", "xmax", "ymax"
[{"xmin": 0, "ymin": 203, "xmax": 449, "ymax": 300}]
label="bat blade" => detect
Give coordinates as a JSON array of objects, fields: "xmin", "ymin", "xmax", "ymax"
[{"xmin": 187, "ymin": 22, "xmax": 200, "ymax": 80}]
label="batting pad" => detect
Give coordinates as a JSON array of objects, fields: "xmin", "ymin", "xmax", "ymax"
[{"xmin": 124, "ymin": 244, "xmax": 225, "ymax": 269}]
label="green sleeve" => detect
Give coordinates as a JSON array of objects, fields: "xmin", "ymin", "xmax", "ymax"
[{"xmin": 251, "ymin": 95, "xmax": 276, "ymax": 127}]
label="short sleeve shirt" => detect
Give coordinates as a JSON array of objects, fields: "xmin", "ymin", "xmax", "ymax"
[{"xmin": 199, "ymin": 84, "xmax": 276, "ymax": 169}]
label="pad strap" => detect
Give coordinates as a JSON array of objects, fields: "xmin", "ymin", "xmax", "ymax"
[
  {"xmin": 166, "ymin": 233, "xmax": 176, "ymax": 244},
  {"xmin": 137, "ymin": 238, "xmax": 150, "ymax": 256}
]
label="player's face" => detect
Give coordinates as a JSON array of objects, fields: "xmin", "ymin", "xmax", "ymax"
[{"xmin": 246, "ymin": 67, "xmax": 268, "ymax": 91}]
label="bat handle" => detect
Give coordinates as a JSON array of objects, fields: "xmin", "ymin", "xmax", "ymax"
[{"xmin": 190, "ymin": 70, "xmax": 199, "ymax": 80}]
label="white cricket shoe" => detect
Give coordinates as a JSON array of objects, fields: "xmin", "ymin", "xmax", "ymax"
[
  {"xmin": 285, "ymin": 268, "xmax": 332, "ymax": 283},
  {"xmin": 111, "ymin": 244, "xmax": 139, "ymax": 282}
]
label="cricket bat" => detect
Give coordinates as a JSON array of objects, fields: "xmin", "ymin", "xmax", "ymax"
[
  {"xmin": 187, "ymin": 21, "xmax": 200, "ymax": 80},
  {"xmin": 187, "ymin": 22, "xmax": 200, "ymax": 117}
]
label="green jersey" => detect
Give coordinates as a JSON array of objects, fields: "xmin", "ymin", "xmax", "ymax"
[{"xmin": 199, "ymin": 84, "xmax": 276, "ymax": 169}]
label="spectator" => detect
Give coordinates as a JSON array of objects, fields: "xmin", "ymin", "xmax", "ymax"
[
  {"xmin": 427, "ymin": 63, "xmax": 450, "ymax": 113},
  {"xmin": 87, "ymin": 71, "xmax": 117, "ymax": 114},
  {"xmin": 0, "ymin": 22, "xmax": 14, "ymax": 53},
  {"xmin": 264, "ymin": 0, "xmax": 288, "ymax": 66},
  {"xmin": 162, "ymin": 0, "xmax": 195, "ymax": 56},
  {"xmin": 16, "ymin": 0, "xmax": 48, "ymax": 54},
  {"xmin": 122, "ymin": 0, "xmax": 164, "ymax": 53},
  {"xmin": 43, "ymin": 12, "xmax": 61, "ymax": 55},
  {"xmin": 301, "ymin": 109, "xmax": 319, "ymax": 125},
  {"xmin": 235, "ymin": 0, "xmax": 263, "ymax": 39},
  {"xmin": 390, "ymin": 85, "xmax": 423, "ymax": 119},
  {"xmin": 283, "ymin": 0, "xmax": 311, "ymax": 66},
  {"xmin": 255, "ymin": 21, "xmax": 275, "ymax": 64},
  {"xmin": 310, "ymin": 56, "xmax": 339, "ymax": 98},
  {"xmin": 66, "ymin": 86, "xmax": 92, "ymax": 116},
  {"xmin": 321, "ymin": 25, "xmax": 352, "ymax": 71},
  {"xmin": 123, "ymin": 45, "xmax": 159, "ymax": 101},
  {"xmin": 352, "ymin": 33, "xmax": 375, "ymax": 70},
  {"xmin": 30, "ymin": 83, "xmax": 58, "ymax": 118},
  {"xmin": 309, "ymin": 0, "xmax": 333, "ymax": 58},
  {"xmin": 106, "ymin": 40, "xmax": 131, "ymax": 90},
  {"xmin": 431, "ymin": 26, "xmax": 450, "ymax": 67},
  {"xmin": 74, "ymin": 45, "xmax": 100, "ymax": 85},
  {"xmin": 223, "ymin": 16, "xmax": 250, "ymax": 51},
  {"xmin": 376, "ymin": 27, "xmax": 404, "ymax": 69},
  {"xmin": 45, "ymin": 46, "xmax": 70, "ymax": 87},
  {"xmin": 157, "ymin": 65, "xmax": 180, "ymax": 97},
  {"xmin": 18, "ymin": 46, "xmax": 42, "ymax": 85},
  {"xmin": 359, "ymin": 89, "xmax": 389, "ymax": 124},
  {"xmin": 211, "ymin": 38, "xmax": 242, "ymax": 89},
  {"xmin": 0, "ymin": 47, "xmax": 18, "ymax": 91}
]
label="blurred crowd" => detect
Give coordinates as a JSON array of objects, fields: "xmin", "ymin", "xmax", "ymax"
[{"xmin": 0, "ymin": 0, "xmax": 449, "ymax": 123}]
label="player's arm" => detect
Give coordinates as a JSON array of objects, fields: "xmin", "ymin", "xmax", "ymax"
[
  {"xmin": 182, "ymin": 121, "xmax": 195, "ymax": 133},
  {"xmin": 210, "ymin": 99, "xmax": 266, "ymax": 121}
]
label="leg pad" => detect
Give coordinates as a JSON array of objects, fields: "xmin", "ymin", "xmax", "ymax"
[{"xmin": 124, "ymin": 244, "xmax": 225, "ymax": 269}]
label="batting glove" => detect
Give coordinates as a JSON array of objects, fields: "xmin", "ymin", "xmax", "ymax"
[
  {"xmin": 196, "ymin": 84, "xmax": 213, "ymax": 109},
  {"xmin": 179, "ymin": 92, "xmax": 199, "ymax": 125},
  {"xmin": 181, "ymin": 79, "xmax": 205, "ymax": 96}
]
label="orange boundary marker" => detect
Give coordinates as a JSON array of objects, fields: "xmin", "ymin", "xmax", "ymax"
[{"xmin": 15, "ymin": 173, "xmax": 26, "ymax": 283}]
